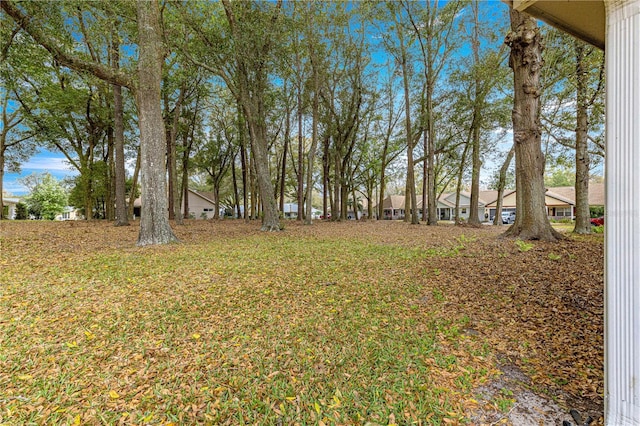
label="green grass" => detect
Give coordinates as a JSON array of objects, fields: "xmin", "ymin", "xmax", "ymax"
[{"xmin": 0, "ymin": 222, "xmax": 494, "ymax": 425}]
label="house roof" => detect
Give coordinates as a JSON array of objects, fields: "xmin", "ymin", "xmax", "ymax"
[
  {"xmin": 484, "ymin": 183, "xmax": 605, "ymax": 208},
  {"xmin": 511, "ymin": 0, "xmax": 605, "ymax": 50},
  {"xmin": 190, "ymin": 190, "xmax": 216, "ymax": 204},
  {"xmin": 381, "ymin": 195, "xmax": 406, "ymax": 210},
  {"xmin": 478, "ymin": 190, "xmax": 499, "ymax": 205},
  {"xmin": 546, "ymin": 183, "xmax": 605, "ymax": 206},
  {"xmin": 132, "ymin": 189, "xmax": 216, "ymax": 208},
  {"xmin": 544, "ymin": 189, "xmax": 576, "ymax": 205}
]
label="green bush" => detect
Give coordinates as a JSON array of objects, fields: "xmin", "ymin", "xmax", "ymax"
[
  {"xmin": 15, "ymin": 202, "xmax": 29, "ymax": 220},
  {"xmin": 590, "ymin": 206, "xmax": 604, "ymax": 218}
]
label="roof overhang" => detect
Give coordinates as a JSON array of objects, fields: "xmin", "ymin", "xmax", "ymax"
[{"xmin": 508, "ymin": 0, "xmax": 605, "ymax": 50}]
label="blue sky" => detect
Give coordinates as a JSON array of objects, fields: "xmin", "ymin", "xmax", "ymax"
[{"xmin": 3, "ymin": 151, "xmax": 78, "ymax": 196}]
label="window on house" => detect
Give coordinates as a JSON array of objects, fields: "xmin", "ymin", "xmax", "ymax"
[
  {"xmin": 461, "ymin": 208, "xmax": 467, "ymax": 214},
  {"xmin": 203, "ymin": 208, "xmax": 214, "ymax": 212},
  {"xmin": 556, "ymin": 207, "xmax": 572, "ymax": 217}
]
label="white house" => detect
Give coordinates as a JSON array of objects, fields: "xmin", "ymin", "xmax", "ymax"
[
  {"xmin": 1, "ymin": 197, "xmax": 20, "ymax": 219},
  {"xmin": 282, "ymin": 203, "xmax": 322, "ymax": 220}
]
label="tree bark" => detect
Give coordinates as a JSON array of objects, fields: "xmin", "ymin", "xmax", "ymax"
[
  {"xmin": 222, "ymin": 0, "xmax": 281, "ymax": 231},
  {"xmin": 112, "ymin": 33, "xmax": 129, "ymax": 226},
  {"xmin": 128, "ymin": 144, "xmax": 141, "ymax": 220},
  {"xmin": 503, "ymin": 9, "xmax": 560, "ymax": 241},
  {"xmin": 305, "ymin": 42, "xmax": 319, "ymax": 225},
  {"xmin": 494, "ymin": 146, "xmax": 514, "ymax": 225},
  {"xmin": 573, "ymin": 42, "xmax": 591, "ymax": 234},
  {"xmin": 136, "ymin": 0, "xmax": 178, "ymax": 245},
  {"xmin": 401, "ymin": 49, "xmax": 419, "ymax": 225},
  {"xmin": 296, "ymin": 68, "xmax": 304, "ymax": 222},
  {"xmin": 467, "ymin": 0, "xmax": 482, "ymax": 226}
]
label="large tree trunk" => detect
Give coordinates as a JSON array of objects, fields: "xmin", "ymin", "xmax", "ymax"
[
  {"xmin": 573, "ymin": 42, "xmax": 591, "ymax": 234},
  {"xmin": 222, "ymin": 0, "xmax": 281, "ymax": 231},
  {"xmin": 238, "ymin": 103, "xmax": 248, "ymax": 220},
  {"xmin": 503, "ymin": 9, "xmax": 560, "ymax": 241},
  {"xmin": 232, "ymin": 151, "xmax": 241, "ymax": 218},
  {"xmin": 248, "ymin": 121, "xmax": 279, "ymax": 230},
  {"xmin": 136, "ymin": 0, "xmax": 178, "ymax": 246}
]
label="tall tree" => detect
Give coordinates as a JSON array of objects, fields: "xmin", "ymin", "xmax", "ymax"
[
  {"xmin": 404, "ymin": 0, "xmax": 463, "ymax": 225},
  {"xmin": 135, "ymin": 0, "xmax": 178, "ymax": 244},
  {"xmin": 503, "ymin": 9, "xmax": 560, "ymax": 241},
  {"xmin": 2, "ymin": 0, "xmax": 178, "ymax": 245},
  {"xmin": 541, "ymin": 30, "xmax": 604, "ymax": 234},
  {"xmin": 216, "ymin": 0, "xmax": 282, "ymax": 231},
  {"xmin": 111, "ymin": 24, "xmax": 128, "ymax": 226}
]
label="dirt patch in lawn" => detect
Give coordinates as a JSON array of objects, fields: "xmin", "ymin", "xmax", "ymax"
[{"xmin": 417, "ymin": 229, "xmax": 604, "ymax": 425}]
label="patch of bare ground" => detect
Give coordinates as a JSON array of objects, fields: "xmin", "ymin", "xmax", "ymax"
[{"xmin": 417, "ymin": 230, "xmax": 604, "ymax": 425}]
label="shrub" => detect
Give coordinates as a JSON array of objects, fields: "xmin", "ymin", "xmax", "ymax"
[{"xmin": 15, "ymin": 202, "xmax": 29, "ymax": 220}]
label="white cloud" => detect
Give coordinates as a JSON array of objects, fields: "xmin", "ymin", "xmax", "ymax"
[{"xmin": 21, "ymin": 156, "xmax": 78, "ymax": 173}]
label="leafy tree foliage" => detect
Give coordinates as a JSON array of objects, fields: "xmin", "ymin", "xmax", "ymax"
[{"xmin": 23, "ymin": 173, "xmax": 68, "ymax": 220}]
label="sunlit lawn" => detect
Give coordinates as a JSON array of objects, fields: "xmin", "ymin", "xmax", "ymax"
[{"xmin": 0, "ymin": 220, "xmax": 603, "ymax": 425}]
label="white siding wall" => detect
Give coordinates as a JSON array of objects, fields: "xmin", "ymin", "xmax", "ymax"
[
  {"xmin": 605, "ymin": 1, "xmax": 640, "ymax": 424},
  {"xmin": 185, "ymin": 194, "xmax": 216, "ymax": 219}
]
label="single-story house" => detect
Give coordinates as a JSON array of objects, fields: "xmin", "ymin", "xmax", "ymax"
[
  {"xmin": 281, "ymin": 203, "xmax": 322, "ymax": 220},
  {"xmin": 374, "ymin": 193, "xmax": 490, "ymax": 221},
  {"xmin": 133, "ymin": 189, "xmax": 221, "ymax": 219},
  {"xmin": 375, "ymin": 195, "xmax": 406, "ymax": 220},
  {"xmin": 55, "ymin": 206, "xmax": 82, "ymax": 221},
  {"xmin": 185, "ymin": 190, "xmax": 220, "ymax": 219},
  {"xmin": 418, "ymin": 191, "xmax": 494, "ymax": 222},
  {"xmin": 1, "ymin": 197, "xmax": 20, "ymax": 219},
  {"xmin": 483, "ymin": 183, "xmax": 605, "ymax": 221}
]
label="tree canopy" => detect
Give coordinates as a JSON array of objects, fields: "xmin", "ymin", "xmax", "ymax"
[{"xmin": 1, "ymin": 0, "xmax": 604, "ymax": 241}]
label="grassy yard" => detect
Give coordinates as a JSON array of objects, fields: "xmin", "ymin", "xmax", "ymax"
[{"xmin": 0, "ymin": 220, "xmax": 604, "ymax": 425}]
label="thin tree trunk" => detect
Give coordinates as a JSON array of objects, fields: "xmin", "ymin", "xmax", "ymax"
[
  {"xmin": 503, "ymin": 8, "xmax": 560, "ymax": 241},
  {"xmin": 232, "ymin": 151, "xmax": 241, "ymax": 218},
  {"xmin": 494, "ymin": 146, "xmax": 514, "ymax": 225},
  {"xmin": 297, "ymin": 80, "xmax": 304, "ymax": 222},
  {"xmin": 468, "ymin": 1, "xmax": 482, "ymax": 226},
  {"xmin": 128, "ymin": 144, "xmax": 141, "ymax": 219},
  {"xmin": 426, "ymin": 86, "xmax": 437, "ymax": 225},
  {"xmin": 573, "ymin": 41, "xmax": 591, "ymax": 234},
  {"xmin": 323, "ymin": 136, "xmax": 329, "ymax": 219},
  {"xmin": 112, "ymin": 33, "xmax": 128, "ymax": 226},
  {"xmin": 280, "ymin": 90, "xmax": 290, "ymax": 213},
  {"xmin": 304, "ymin": 57, "xmax": 319, "ymax": 225},
  {"xmin": 238, "ymin": 103, "xmax": 248, "ymax": 220},
  {"xmin": 454, "ymin": 140, "xmax": 471, "ymax": 224}
]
